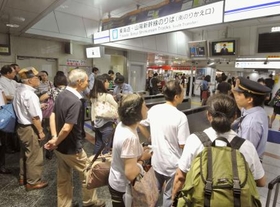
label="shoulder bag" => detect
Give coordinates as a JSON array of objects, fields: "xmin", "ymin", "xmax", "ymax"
[
  {"xmin": 130, "ymin": 164, "xmax": 159, "ymax": 207},
  {"xmin": 85, "ymin": 143, "xmax": 112, "ymax": 189},
  {"xmin": 95, "ymin": 94, "xmax": 118, "ymax": 119},
  {"xmin": 42, "ymin": 82, "xmax": 55, "ymax": 118},
  {"xmin": 0, "ymin": 104, "xmax": 17, "ymax": 133}
]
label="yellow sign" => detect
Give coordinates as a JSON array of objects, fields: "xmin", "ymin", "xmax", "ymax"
[{"xmin": 0, "ymin": 45, "xmax": 10, "ymax": 54}]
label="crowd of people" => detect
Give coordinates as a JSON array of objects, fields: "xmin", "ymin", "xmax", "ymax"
[{"xmin": 0, "ymin": 64, "xmax": 278, "ymax": 206}]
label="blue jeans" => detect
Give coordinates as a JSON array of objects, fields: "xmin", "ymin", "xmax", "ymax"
[
  {"xmin": 93, "ymin": 122, "xmax": 114, "ymax": 155},
  {"xmin": 154, "ymin": 170, "xmax": 175, "ymax": 207}
]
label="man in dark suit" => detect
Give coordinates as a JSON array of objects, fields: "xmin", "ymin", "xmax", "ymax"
[{"xmin": 220, "ymin": 44, "xmax": 229, "ymax": 55}]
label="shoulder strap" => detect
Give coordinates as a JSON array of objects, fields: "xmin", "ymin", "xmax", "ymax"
[
  {"xmin": 86, "ymin": 142, "xmax": 105, "ymax": 171},
  {"xmin": 230, "ymin": 136, "xmax": 245, "ymax": 150},
  {"xmin": 193, "ymin": 131, "xmax": 212, "ymax": 147}
]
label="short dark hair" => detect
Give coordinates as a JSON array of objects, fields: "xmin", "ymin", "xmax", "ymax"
[
  {"xmin": 10, "ymin": 63, "xmax": 19, "ymax": 68},
  {"xmin": 56, "ymin": 71, "xmax": 65, "ymax": 76},
  {"xmin": 54, "ymin": 75, "xmax": 68, "ymax": 87},
  {"xmin": 1, "ymin": 65, "xmax": 13, "ymax": 75},
  {"xmin": 90, "ymin": 73, "xmax": 110, "ymax": 98},
  {"xmin": 204, "ymin": 75, "xmax": 211, "ymax": 82},
  {"xmin": 114, "ymin": 75, "xmax": 125, "ymax": 84},
  {"xmin": 108, "ymin": 70, "xmax": 114, "ymax": 75},
  {"xmin": 118, "ymin": 94, "xmax": 144, "ymax": 126},
  {"xmin": 162, "ymin": 80, "xmax": 182, "ymax": 102},
  {"xmin": 207, "ymin": 94, "xmax": 237, "ymax": 133},
  {"xmin": 243, "ymin": 91, "xmax": 266, "ymax": 107},
  {"xmin": 92, "ymin": 67, "xmax": 99, "ymax": 73},
  {"xmin": 221, "ymin": 73, "xmax": 227, "ymax": 81},
  {"xmin": 40, "ymin": 70, "xmax": 48, "ymax": 76}
]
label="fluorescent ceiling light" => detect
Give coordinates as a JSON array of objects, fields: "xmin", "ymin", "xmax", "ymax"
[
  {"xmin": 271, "ymin": 26, "xmax": 280, "ymax": 32},
  {"xmin": 6, "ymin": 24, "xmax": 19, "ymax": 28}
]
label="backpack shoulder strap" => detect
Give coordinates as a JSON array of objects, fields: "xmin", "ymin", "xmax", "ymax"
[
  {"xmin": 193, "ymin": 131, "xmax": 212, "ymax": 147},
  {"xmin": 230, "ymin": 136, "xmax": 245, "ymax": 150}
]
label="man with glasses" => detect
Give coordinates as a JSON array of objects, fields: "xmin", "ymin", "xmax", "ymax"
[{"xmin": 13, "ymin": 67, "xmax": 48, "ymax": 191}]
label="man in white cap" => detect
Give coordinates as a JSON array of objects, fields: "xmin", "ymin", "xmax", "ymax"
[{"xmin": 13, "ymin": 67, "xmax": 48, "ymax": 191}]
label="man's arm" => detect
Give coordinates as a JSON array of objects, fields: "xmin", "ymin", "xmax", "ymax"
[
  {"xmin": 32, "ymin": 116, "xmax": 45, "ymax": 140},
  {"xmin": 49, "ymin": 112, "xmax": 57, "ymax": 138},
  {"xmin": 256, "ymin": 176, "xmax": 266, "ymax": 187},
  {"xmin": 172, "ymin": 168, "xmax": 186, "ymax": 200},
  {"xmin": 45, "ymin": 112, "xmax": 74, "ymax": 150}
]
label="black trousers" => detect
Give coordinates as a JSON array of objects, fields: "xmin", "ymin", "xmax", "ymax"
[
  {"xmin": 0, "ymin": 131, "xmax": 6, "ymax": 168},
  {"xmin": 108, "ymin": 184, "xmax": 125, "ymax": 207}
]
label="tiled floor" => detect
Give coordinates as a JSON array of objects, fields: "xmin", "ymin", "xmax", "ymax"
[{"xmin": 0, "ymin": 96, "xmax": 280, "ymax": 207}]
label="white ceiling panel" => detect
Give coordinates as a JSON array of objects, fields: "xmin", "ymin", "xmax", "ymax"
[
  {"xmin": 83, "ymin": 18, "xmax": 99, "ymax": 38},
  {"xmin": 55, "ymin": 0, "xmax": 101, "ymax": 20},
  {"xmin": 55, "ymin": 11, "xmax": 87, "ymax": 37},
  {"xmin": 31, "ymin": 12, "xmax": 59, "ymax": 33},
  {"xmin": 6, "ymin": 0, "xmax": 58, "ymax": 14}
]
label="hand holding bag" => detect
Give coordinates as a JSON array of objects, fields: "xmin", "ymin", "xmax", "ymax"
[
  {"xmin": 85, "ymin": 143, "xmax": 112, "ymax": 189},
  {"xmin": 130, "ymin": 164, "xmax": 159, "ymax": 207},
  {"xmin": 95, "ymin": 94, "xmax": 118, "ymax": 119}
]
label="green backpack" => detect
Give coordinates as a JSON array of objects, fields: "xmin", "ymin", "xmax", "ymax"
[{"xmin": 177, "ymin": 132, "xmax": 261, "ymax": 207}]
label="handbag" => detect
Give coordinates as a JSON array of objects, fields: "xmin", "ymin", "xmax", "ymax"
[
  {"xmin": 131, "ymin": 165, "xmax": 159, "ymax": 207},
  {"xmin": 85, "ymin": 143, "xmax": 112, "ymax": 189},
  {"xmin": 42, "ymin": 82, "xmax": 55, "ymax": 118},
  {"xmin": 95, "ymin": 95, "xmax": 118, "ymax": 119},
  {"xmin": 42, "ymin": 97, "xmax": 54, "ymax": 118},
  {"xmin": 0, "ymin": 104, "xmax": 17, "ymax": 133}
]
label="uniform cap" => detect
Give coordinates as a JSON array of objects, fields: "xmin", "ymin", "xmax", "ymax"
[
  {"xmin": 18, "ymin": 67, "xmax": 39, "ymax": 79},
  {"xmin": 234, "ymin": 76, "xmax": 271, "ymax": 95}
]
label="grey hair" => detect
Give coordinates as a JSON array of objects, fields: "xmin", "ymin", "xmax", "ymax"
[{"xmin": 68, "ymin": 69, "xmax": 87, "ymax": 86}]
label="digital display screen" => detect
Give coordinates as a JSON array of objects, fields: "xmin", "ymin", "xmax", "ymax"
[
  {"xmin": 211, "ymin": 40, "xmax": 236, "ymax": 56},
  {"xmin": 258, "ymin": 32, "xmax": 280, "ymax": 53},
  {"xmin": 86, "ymin": 47, "xmax": 101, "ymax": 58},
  {"xmin": 188, "ymin": 40, "xmax": 207, "ymax": 59}
]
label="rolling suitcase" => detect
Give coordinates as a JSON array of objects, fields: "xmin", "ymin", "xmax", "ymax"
[{"xmin": 265, "ymin": 175, "xmax": 280, "ymax": 207}]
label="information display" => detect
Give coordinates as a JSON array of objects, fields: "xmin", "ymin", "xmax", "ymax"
[
  {"xmin": 86, "ymin": 47, "xmax": 101, "ymax": 58},
  {"xmin": 110, "ymin": 1, "xmax": 223, "ymax": 42},
  {"xmin": 224, "ymin": 0, "xmax": 280, "ymax": 22},
  {"xmin": 188, "ymin": 40, "xmax": 208, "ymax": 59}
]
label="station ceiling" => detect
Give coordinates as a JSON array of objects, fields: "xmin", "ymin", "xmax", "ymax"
[{"xmin": 1, "ymin": 0, "xmax": 280, "ymax": 65}]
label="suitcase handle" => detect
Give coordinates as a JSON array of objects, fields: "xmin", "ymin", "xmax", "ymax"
[{"xmin": 268, "ymin": 175, "xmax": 280, "ymax": 190}]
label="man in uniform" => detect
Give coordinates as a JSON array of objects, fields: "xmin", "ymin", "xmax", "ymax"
[{"xmin": 233, "ymin": 76, "xmax": 271, "ymax": 160}]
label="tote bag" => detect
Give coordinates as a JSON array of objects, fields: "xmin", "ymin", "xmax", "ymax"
[
  {"xmin": 0, "ymin": 104, "xmax": 17, "ymax": 133},
  {"xmin": 131, "ymin": 166, "xmax": 159, "ymax": 207},
  {"xmin": 95, "ymin": 95, "xmax": 118, "ymax": 119}
]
